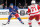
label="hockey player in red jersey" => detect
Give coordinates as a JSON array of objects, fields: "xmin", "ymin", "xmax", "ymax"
[{"xmin": 28, "ymin": 1, "xmax": 40, "ymax": 27}]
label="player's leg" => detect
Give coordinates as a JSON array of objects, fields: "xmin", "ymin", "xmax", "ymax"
[
  {"xmin": 35, "ymin": 14, "xmax": 40, "ymax": 25},
  {"xmin": 28, "ymin": 16, "xmax": 34, "ymax": 27},
  {"xmin": 7, "ymin": 14, "xmax": 13, "ymax": 24},
  {"xmin": 8, "ymin": 15, "xmax": 12, "ymax": 22},
  {"xmin": 15, "ymin": 13, "xmax": 24, "ymax": 24},
  {"xmin": 3, "ymin": 14, "xmax": 13, "ymax": 25}
]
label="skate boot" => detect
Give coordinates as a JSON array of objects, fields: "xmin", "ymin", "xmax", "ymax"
[
  {"xmin": 7, "ymin": 22, "xmax": 10, "ymax": 24},
  {"xmin": 22, "ymin": 22, "xmax": 24, "ymax": 24},
  {"xmin": 29, "ymin": 25, "xmax": 32, "ymax": 27},
  {"xmin": 21, "ymin": 22, "xmax": 24, "ymax": 24},
  {"xmin": 28, "ymin": 22, "xmax": 32, "ymax": 27}
]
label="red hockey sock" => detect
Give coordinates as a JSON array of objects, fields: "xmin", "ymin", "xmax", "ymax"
[
  {"xmin": 28, "ymin": 22, "xmax": 32, "ymax": 26},
  {"xmin": 38, "ymin": 22, "xmax": 40, "ymax": 25}
]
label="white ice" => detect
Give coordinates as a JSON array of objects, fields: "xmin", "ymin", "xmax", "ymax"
[{"xmin": 0, "ymin": 19, "xmax": 40, "ymax": 27}]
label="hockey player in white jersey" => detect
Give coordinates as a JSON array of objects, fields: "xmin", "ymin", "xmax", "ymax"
[{"xmin": 28, "ymin": 1, "xmax": 40, "ymax": 27}]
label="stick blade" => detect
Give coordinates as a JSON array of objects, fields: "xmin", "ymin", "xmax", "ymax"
[{"xmin": 2, "ymin": 23, "xmax": 6, "ymax": 25}]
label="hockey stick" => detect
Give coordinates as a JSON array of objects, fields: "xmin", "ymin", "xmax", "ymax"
[
  {"xmin": 2, "ymin": 23, "xmax": 7, "ymax": 25},
  {"xmin": 2, "ymin": 22, "xmax": 9, "ymax": 25}
]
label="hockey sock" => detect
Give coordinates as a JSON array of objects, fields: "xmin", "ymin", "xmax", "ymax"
[
  {"xmin": 28, "ymin": 22, "xmax": 32, "ymax": 26},
  {"xmin": 38, "ymin": 22, "xmax": 40, "ymax": 25},
  {"xmin": 36, "ymin": 20, "xmax": 40, "ymax": 25},
  {"xmin": 17, "ymin": 17, "xmax": 23, "ymax": 23},
  {"xmin": 8, "ymin": 15, "xmax": 12, "ymax": 22}
]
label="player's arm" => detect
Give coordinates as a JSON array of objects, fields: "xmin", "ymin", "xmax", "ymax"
[
  {"xmin": 37, "ymin": 5, "xmax": 40, "ymax": 11},
  {"xmin": 28, "ymin": 8, "xmax": 31, "ymax": 15},
  {"xmin": 9, "ymin": 8, "xmax": 12, "ymax": 15}
]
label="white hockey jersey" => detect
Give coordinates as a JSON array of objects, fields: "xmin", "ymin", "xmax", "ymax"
[{"xmin": 28, "ymin": 4, "xmax": 39, "ymax": 16}]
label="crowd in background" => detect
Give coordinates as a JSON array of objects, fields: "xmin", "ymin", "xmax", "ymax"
[
  {"xmin": 4, "ymin": 2, "xmax": 40, "ymax": 9},
  {"xmin": 0, "ymin": 3, "xmax": 28, "ymax": 9},
  {"xmin": 17, "ymin": 3, "xmax": 28, "ymax": 9},
  {"xmin": 1, "ymin": 2, "xmax": 40, "ymax": 9},
  {"xmin": 0, "ymin": 0, "xmax": 40, "ymax": 9}
]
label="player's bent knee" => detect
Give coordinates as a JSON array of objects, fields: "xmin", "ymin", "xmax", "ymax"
[
  {"xmin": 29, "ymin": 18, "xmax": 33, "ymax": 20},
  {"xmin": 15, "ymin": 14, "xmax": 19, "ymax": 18},
  {"xmin": 36, "ymin": 19, "xmax": 39, "ymax": 21}
]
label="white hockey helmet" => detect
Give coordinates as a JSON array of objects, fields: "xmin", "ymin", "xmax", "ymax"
[{"xmin": 31, "ymin": 1, "xmax": 36, "ymax": 4}]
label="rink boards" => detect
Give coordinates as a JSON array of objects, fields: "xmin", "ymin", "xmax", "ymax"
[
  {"xmin": 0, "ymin": 9, "xmax": 29, "ymax": 20},
  {"xmin": 0, "ymin": 17, "xmax": 28, "ymax": 20},
  {"xmin": 0, "ymin": 9, "xmax": 40, "ymax": 20}
]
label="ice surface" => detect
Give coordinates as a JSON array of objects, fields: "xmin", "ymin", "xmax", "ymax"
[{"xmin": 0, "ymin": 19, "xmax": 40, "ymax": 27}]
